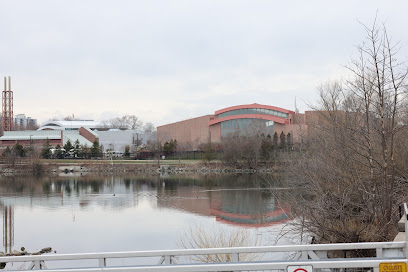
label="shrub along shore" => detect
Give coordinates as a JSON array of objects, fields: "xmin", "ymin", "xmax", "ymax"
[{"xmin": 0, "ymin": 159, "xmax": 285, "ymax": 176}]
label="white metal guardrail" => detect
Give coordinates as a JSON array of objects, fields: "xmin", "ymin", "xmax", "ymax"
[
  {"xmin": 1, "ymin": 241, "xmax": 406, "ymax": 271},
  {"xmin": 1, "ymin": 204, "xmax": 408, "ymax": 271},
  {"xmin": 1, "ymin": 258, "xmax": 407, "ymax": 272}
]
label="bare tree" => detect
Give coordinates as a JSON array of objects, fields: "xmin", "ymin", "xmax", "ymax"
[
  {"xmin": 124, "ymin": 115, "xmax": 143, "ymax": 130},
  {"xmin": 201, "ymin": 138, "xmax": 217, "ymax": 162},
  {"xmin": 175, "ymin": 140, "xmax": 192, "ymax": 164},
  {"xmin": 3, "ymin": 146, "xmax": 18, "ymax": 167},
  {"xmin": 221, "ymin": 120, "xmax": 267, "ymax": 167},
  {"xmin": 344, "ymin": 20, "xmax": 408, "ymax": 224},
  {"xmin": 99, "ymin": 115, "xmax": 144, "ymax": 130},
  {"xmin": 142, "ymin": 122, "xmax": 156, "ymax": 134},
  {"xmin": 146, "ymin": 131, "xmax": 165, "ymax": 167},
  {"xmin": 221, "ymin": 131, "xmax": 241, "ymax": 166},
  {"xmin": 288, "ymin": 20, "xmax": 408, "ymax": 244},
  {"xmin": 293, "ymin": 98, "xmax": 307, "ymax": 152}
]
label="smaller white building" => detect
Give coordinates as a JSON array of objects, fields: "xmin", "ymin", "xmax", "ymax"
[
  {"xmin": 96, "ymin": 130, "xmax": 150, "ymax": 154},
  {"xmin": 0, "ymin": 127, "xmax": 96, "ymax": 149},
  {"xmin": 35, "ymin": 119, "xmax": 155, "ymax": 155}
]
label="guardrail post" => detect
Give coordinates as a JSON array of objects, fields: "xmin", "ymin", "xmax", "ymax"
[
  {"xmin": 404, "ymin": 203, "xmax": 408, "ymax": 259},
  {"xmin": 232, "ymin": 253, "xmax": 239, "ymax": 272},
  {"xmin": 164, "ymin": 255, "xmax": 171, "ymax": 264},
  {"xmin": 99, "ymin": 258, "xmax": 106, "ymax": 267},
  {"xmin": 232, "ymin": 253, "xmax": 239, "ymax": 262},
  {"xmin": 374, "ymin": 248, "xmax": 381, "ymax": 272},
  {"xmin": 34, "ymin": 260, "xmax": 41, "ymax": 270}
]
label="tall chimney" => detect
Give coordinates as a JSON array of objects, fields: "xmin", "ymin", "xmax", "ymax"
[{"xmin": 2, "ymin": 76, "xmax": 14, "ymax": 132}]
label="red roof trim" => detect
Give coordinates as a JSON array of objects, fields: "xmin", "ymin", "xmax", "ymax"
[
  {"xmin": 210, "ymin": 208, "xmax": 292, "ymax": 227},
  {"xmin": 209, "ymin": 114, "xmax": 289, "ymax": 125},
  {"xmin": 215, "ymin": 103, "xmax": 295, "ymax": 115},
  {"xmin": 210, "ymin": 208, "xmax": 289, "ymax": 219}
]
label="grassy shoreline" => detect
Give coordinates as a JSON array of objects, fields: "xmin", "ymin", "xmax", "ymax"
[{"xmin": 0, "ymin": 158, "xmax": 283, "ymax": 175}]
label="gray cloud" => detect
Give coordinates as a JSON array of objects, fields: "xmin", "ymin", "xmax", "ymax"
[{"xmin": 0, "ymin": 0, "xmax": 407, "ymax": 126}]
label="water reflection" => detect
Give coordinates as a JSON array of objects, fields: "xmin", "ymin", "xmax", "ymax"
[
  {"xmin": 0, "ymin": 174, "xmax": 290, "ymax": 254},
  {"xmin": 1, "ymin": 204, "xmax": 14, "ymax": 253},
  {"xmin": 157, "ymin": 180, "xmax": 290, "ymax": 227},
  {"xmin": 211, "ymin": 189, "xmax": 290, "ymax": 227}
]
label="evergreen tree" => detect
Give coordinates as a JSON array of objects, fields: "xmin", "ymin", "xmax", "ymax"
[
  {"xmin": 14, "ymin": 144, "xmax": 25, "ymax": 157},
  {"xmin": 90, "ymin": 140, "xmax": 101, "ymax": 158},
  {"xmin": 74, "ymin": 139, "xmax": 80, "ymax": 150},
  {"xmin": 64, "ymin": 140, "xmax": 73, "ymax": 152},
  {"xmin": 272, "ymin": 132, "xmax": 279, "ymax": 148},
  {"xmin": 286, "ymin": 132, "xmax": 293, "ymax": 150},
  {"xmin": 261, "ymin": 135, "xmax": 273, "ymax": 161},
  {"xmin": 80, "ymin": 144, "xmax": 89, "ymax": 158},
  {"xmin": 279, "ymin": 131, "xmax": 286, "ymax": 149},
  {"xmin": 41, "ymin": 139, "xmax": 51, "ymax": 159},
  {"xmin": 55, "ymin": 144, "xmax": 64, "ymax": 159}
]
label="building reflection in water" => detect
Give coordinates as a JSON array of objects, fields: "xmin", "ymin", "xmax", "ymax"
[
  {"xmin": 210, "ymin": 189, "xmax": 290, "ymax": 227},
  {"xmin": 157, "ymin": 184, "xmax": 290, "ymax": 228},
  {"xmin": 1, "ymin": 204, "xmax": 14, "ymax": 253}
]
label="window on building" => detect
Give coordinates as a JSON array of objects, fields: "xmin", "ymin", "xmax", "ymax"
[{"xmin": 218, "ymin": 108, "xmax": 288, "ymax": 119}]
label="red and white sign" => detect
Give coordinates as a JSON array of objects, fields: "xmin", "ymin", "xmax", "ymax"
[{"xmin": 287, "ymin": 265, "xmax": 313, "ymax": 272}]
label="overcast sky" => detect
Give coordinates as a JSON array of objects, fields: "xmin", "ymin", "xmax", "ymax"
[{"xmin": 1, "ymin": 1, "xmax": 408, "ymax": 127}]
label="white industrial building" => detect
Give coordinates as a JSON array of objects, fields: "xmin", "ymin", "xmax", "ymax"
[
  {"xmin": 34, "ymin": 119, "xmax": 153, "ymax": 154},
  {"xmin": 0, "ymin": 127, "xmax": 96, "ymax": 149},
  {"xmin": 95, "ymin": 129, "xmax": 149, "ymax": 154},
  {"xmin": 38, "ymin": 120, "xmax": 101, "ymax": 131}
]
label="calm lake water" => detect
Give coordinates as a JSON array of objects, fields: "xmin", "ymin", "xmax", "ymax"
[{"xmin": 0, "ymin": 174, "xmax": 292, "ymax": 258}]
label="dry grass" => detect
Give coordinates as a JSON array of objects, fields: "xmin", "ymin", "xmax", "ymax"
[{"xmin": 178, "ymin": 225, "xmax": 262, "ymax": 263}]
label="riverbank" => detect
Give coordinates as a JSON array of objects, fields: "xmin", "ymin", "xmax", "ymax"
[{"xmin": 0, "ymin": 159, "xmax": 283, "ymax": 175}]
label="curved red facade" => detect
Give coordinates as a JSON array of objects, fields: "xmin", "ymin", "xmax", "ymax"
[
  {"xmin": 215, "ymin": 103, "xmax": 295, "ymax": 115},
  {"xmin": 209, "ymin": 114, "xmax": 289, "ymax": 126}
]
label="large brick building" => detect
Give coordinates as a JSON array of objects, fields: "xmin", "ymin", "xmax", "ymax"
[{"xmin": 158, "ymin": 103, "xmax": 308, "ymax": 149}]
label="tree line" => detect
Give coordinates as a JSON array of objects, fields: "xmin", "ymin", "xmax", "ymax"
[
  {"xmin": 154, "ymin": 130, "xmax": 293, "ymax": 167},
  {"xmin": 2, "ymin": 139, "xmax": 104, "ymax": 162}
]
